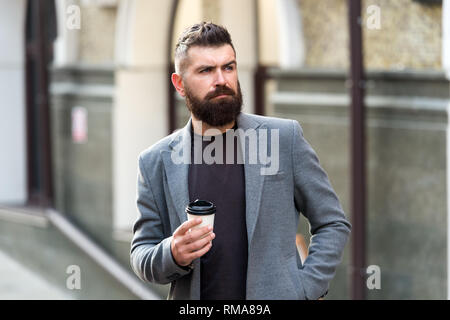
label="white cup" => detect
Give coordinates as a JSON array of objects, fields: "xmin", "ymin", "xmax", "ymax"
[
  {"xmin": 185, "ymin": 199, "xmax": 216, "ymax": 233},
  {"xmin": 187, "ymin": 212, "xmax": 215, "ymax": 231}
]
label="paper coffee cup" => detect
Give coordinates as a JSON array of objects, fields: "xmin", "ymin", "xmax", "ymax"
[{"xmin": 186, "ymin": 199, "xmax": 216, "ymax": 231}]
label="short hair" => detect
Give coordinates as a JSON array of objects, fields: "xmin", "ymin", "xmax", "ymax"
[{"xmin": 174, "ymin": 22, "xmax": 236, "ymax": 75}]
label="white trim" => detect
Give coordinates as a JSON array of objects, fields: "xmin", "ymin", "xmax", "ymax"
[
  {"xmin": 50, "ymin": 82, "xmax": 115, "ymax": 98},
  {"xmin": 273, "ymin": 113, "xmax": 447, "ymax": 132},
  {"xmin": 0, "ymin": 0, "xmax": 27, "ymax": 204},
  {"xmin": 114, "ymin": 0, "xmax": 135, "ymax": 67},
  {"xmin": 271, "ymin": 92, "xmax": 349, "ymax": 107}
]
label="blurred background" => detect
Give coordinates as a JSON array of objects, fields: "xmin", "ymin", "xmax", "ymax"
[{"xmin": 0, "ymin": 0, "xmax": 448, "ymax": 299}]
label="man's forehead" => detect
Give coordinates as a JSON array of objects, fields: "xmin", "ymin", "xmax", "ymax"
[{"xmin": 186, "ymin": 44, "xmax": 236, "ymax": 67}]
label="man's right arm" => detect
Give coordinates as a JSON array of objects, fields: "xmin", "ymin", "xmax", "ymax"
[{"xmin": 130, "ymin": 155, "xmax": 192, "ymax": 284}]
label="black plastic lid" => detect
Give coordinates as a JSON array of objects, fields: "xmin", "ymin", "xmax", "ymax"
[{"xmin": 186, "ymin": 199, "xmax": 216, "ymax": 215}]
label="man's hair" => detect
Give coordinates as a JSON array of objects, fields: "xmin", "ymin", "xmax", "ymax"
[{"xmin": 174, "ymin": 22, "xmax": 235, "ymax": 75}]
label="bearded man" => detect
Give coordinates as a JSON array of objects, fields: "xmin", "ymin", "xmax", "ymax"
[{"xmin": 130, "ymin": 22, "xmax": 351, "ymax": 300}]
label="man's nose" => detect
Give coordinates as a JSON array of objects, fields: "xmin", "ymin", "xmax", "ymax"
[{"xmin": 214, "ymin": 69, "xmax": 226, "ymax": 86}]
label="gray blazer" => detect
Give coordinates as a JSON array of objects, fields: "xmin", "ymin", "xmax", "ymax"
[{"xmin": 130, "ymin": 112, "xmax": 351, "ymax": 300}]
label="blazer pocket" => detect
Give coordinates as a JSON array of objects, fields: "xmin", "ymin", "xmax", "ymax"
[
  {"xmin": 285, "ymin": 254, "xmax": 307, "ymax": 300},
  {"xmin": 263, "ymin": 170, "xmax": 286, "ymax": 181}
]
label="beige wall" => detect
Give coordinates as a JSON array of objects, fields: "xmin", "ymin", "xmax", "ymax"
[
  {"xmin": 299, "ymin": 0, "xmax": 442, "ymax": 70},
  {"xmin": 172, "ymin": 0, "xmax": 202, "ymax": 62},
  {"xmin": 172, "ymin": 0, "xmax": 443, "ymax": 70},
  {"xmin": 78, "ymin": 1, "xmax": 117, "ymax": 64},
  {"xmin": 60, "ymin": 1, "xmax": 444, "ymax": 70},
  {"xmin": 362, "ymin": 0, "xmax": 441, "ymax": 70},
  {"xmin": 171, "ymin": 0, "xmax": 225, "ymax": 62}
]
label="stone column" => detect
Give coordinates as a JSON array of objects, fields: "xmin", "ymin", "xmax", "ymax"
[
  {"xmin": 220, "ymin": 0, "xmax": 257, "ymax": 114},
  {"xmin": 113, "ymin": 0, "xmax": 175, "ymax": 231},
  {"xmin": 276, "ymin": 0, "xmax": 305, "ymax": 68}
]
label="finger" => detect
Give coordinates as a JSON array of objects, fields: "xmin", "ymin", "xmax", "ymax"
[
  {"xmin": 184, "ymin": 232, "xmax": 215, "ymax": 253},
  {"xmin": 174, "ymin": 218, "xmax": 203, "ymax": 236},
  {"xmin": 182, "ymin": 225, "xmax": 212, "ymax": 244},
  {"xmin": 186, "ymin": 241, "xmax": 212, "ymax": 261}
]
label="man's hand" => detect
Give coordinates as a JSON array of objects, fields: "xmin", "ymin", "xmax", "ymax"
[{"xmin": 171, "ymin": 218, "xmax": 215, "ymax": 267}]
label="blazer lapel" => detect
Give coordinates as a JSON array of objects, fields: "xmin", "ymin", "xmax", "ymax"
[
  {"xmin": 235, "ymin": 113, "xmax": 266, "ymax": 248},
  {"xmin": 160, "ymin": 118, "xmax": 202, "ymax": 300},
  {"xmin": 160, "ymin": 119, "xmax": 193, "ymax": 225}
]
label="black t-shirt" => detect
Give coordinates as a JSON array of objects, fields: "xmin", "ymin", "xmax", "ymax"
[{"xmin": 188, "ymin": 122, "xmax": 248, "ymax": 300}]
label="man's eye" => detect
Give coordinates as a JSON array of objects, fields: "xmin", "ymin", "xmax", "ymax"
[
  {"xmin": 225, "ymin": 65, "xmax": 234, "ymax": 71},
  {"xmin": 200, "ymin": 68, "xmax": 211, "ymax": 73}
]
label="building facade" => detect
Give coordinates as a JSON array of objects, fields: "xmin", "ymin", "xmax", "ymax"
[{"xmin": 0, "ymin": 0, "xmax": 448, "ymax": 299}]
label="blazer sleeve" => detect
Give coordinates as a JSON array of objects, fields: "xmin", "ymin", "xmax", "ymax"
[
  {"xmin": 130, "ymin": 154, "xmax": 191, "ymax": 285},
  {"xmin": 291, "ymin": 119, "xmax": 352, "ymax": 300}
]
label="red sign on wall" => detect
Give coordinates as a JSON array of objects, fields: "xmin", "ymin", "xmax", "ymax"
[{"xmin": 71, "ymin": 106, "xmax": 88, "ymax": 143}]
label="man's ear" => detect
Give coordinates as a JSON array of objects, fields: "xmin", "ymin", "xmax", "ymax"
[{"xmin": 171, "ymin": 73, "xmax": 185, "ymax": 97}]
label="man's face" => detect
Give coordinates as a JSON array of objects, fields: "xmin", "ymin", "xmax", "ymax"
[{"xmin": 179, "ymin": 44, "xmax": 242, "ymax": 127}]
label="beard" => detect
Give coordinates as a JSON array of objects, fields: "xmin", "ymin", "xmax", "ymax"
[{"xmin": 184, "ymin": 81, "xmax": 243, "ymax": 127}]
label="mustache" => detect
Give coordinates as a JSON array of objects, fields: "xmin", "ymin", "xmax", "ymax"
[{"xmin": 205, "ymin": 86, "xmax": 236, "ymax": 100}]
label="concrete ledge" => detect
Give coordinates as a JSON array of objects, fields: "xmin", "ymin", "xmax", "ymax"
[
  {"xmin": 50, "ymin": 82, "xmax": 115, "ymax": 100},
  {"xmin": 270, "ymin": 92, "xmax": 449, "ymax": 112},
  {"xmin": 47, "ymin": 209, "xmax": 160, "ymax": 300},
  {"xmin": 268, "ymin": 67, "xmax": 447, "ymax": 81},
  {"xmin": 0, "ymin": 206, "xmax": 48, "ymax": 228}
]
